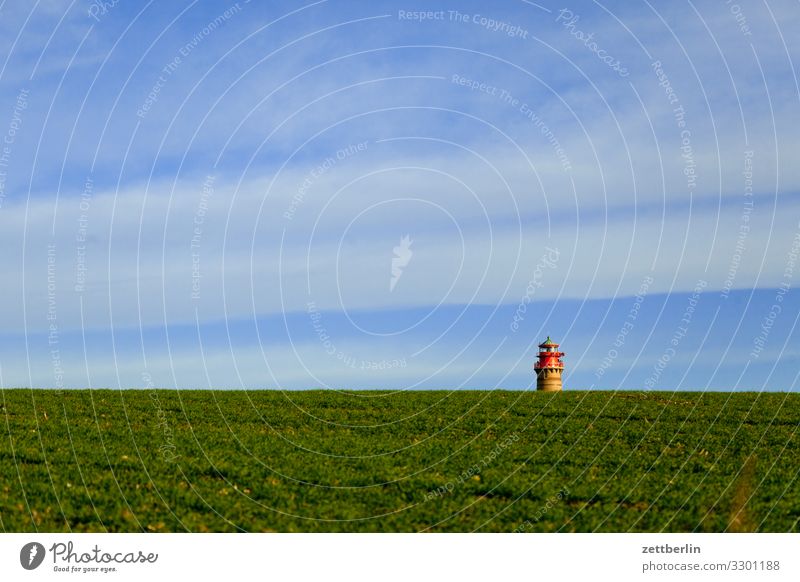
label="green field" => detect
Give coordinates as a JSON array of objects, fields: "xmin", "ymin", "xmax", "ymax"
[{"xmin": 1, "ymin": 390, "xmax": 798, "ymax": 532}]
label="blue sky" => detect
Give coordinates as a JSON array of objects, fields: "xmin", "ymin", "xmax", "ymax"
[{"xmin": 0, "ymin": 0, "xmax": 798, "ymax": 390}]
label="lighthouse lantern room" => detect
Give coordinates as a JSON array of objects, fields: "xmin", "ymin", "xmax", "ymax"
[{"xmin": 534, "ymin": 336, "xmax": 564, "ymax": 392}]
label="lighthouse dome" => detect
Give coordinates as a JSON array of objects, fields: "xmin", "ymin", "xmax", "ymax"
[{"xmin": 538, "ymin": 336, "xmax": 559, "ymax": 348}]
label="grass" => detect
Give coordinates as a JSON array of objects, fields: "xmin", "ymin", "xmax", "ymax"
[{"xmin": 0, "ymin": 389, "xmax": 798, "ymax": 532}]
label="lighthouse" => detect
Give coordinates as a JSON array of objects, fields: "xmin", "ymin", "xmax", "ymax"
[{"xmin": 534, "ymin": 336, "xmax": 564, "ymax": 392}]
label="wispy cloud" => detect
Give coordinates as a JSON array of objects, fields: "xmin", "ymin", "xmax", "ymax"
[{"xmin": 0, "ymin": 0, "xmax": 798, "ymax": 389}]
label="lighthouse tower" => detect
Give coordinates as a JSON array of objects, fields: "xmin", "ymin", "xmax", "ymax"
[{"xmin": 534, "ymin": 336, "xmax": 564, "ymax": 392}]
